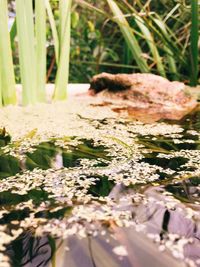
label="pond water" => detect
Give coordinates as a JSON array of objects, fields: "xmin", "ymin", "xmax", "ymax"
[{"xmin": 0, "ymin": 101, "xmax": 199, "ymax": 267}]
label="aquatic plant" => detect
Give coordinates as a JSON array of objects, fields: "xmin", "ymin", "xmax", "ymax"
[
  {"xmin": 15, "ymin": 0, "xmax": 38, "ymax": 105},
  {"xmin": 0, "ymin": 0, "xmax": 71, "ymax": 106},
  {"xmin": 53, "ymin": 0, "xmax": 72, "ymax": 101},
  {"xmin": 0, "ymin": 0, "xmax": 17, "ymax": 106},
  {"xmin": 190, "ymin": 0, "xmax": 199, "ymax": 86},
  {"xmin": 0, "ymin": 100, "xmax": 200, "ymax": 266}
]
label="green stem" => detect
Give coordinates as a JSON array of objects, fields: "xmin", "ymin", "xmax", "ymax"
[
  {"xmin": 53, "ymin": 0, "xmax": 72, "ymax": 101},
  {"xmin": 0, "ymin": 0, "xmax": 16, "ymax": 106},
  {"xmin": 45, "ymin": 0, "xmax": 59, "ymax": 64},
  {"xmin": 35, "ymin": 0, "xmax": 46, "ymax": 102},
  {"xmin": 16, "ymin": 0, "xmax": 37, "ymax": 105},
  {"xmin": 190, "ymin": 0, "xmax": 199, "ymax": 86}
]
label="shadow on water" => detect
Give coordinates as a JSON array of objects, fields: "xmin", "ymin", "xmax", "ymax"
[
  {"xmin": 0, "ymin": 138, "xmax": 110, "ymax": 179},
  {"xmin": 26, "ymin": 139, "xmax": 110, "ymax": 170},
  {"xmin": 5, "ymin": 232, "xmax": 53, "ymax": 267}
]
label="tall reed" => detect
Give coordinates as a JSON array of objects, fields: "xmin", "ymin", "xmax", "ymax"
[
  {"xmin": 16, "ymin": 0, "xmax": 37, "ymax": 105},
  {"xmin": 53, "ymin": 0, "xmax": 72, "ymax": 101},
  {"xmin": 190, "ymin": 0, "xmax": 199, "ymax": 86},
  {"xmin": 45, "ymin": 0, "xmax": 59, "ymax": 64},
  {"xmin": 35, "ymin": 0, "xmax": 46, "ymax": 102},
  {"xmin": 0, "ymin": 0, "xmax": 17, "ymax": 106},
  {"xmin": 0, "ymin": 0, "xmax": 72, "ymax": 107}
]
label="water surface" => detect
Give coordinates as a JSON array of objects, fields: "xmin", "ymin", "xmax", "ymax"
[{"xmin": 0, "ymin": 107, "xmax": 200, "ymax": 267}]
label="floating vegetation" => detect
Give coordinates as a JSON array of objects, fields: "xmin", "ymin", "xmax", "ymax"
[{"xmin": 0, "ymin": 98, "xmax": 199, "ymax": 266}]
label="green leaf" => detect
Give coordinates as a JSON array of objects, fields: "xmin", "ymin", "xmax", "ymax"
[
  {"xmin": 71, "ymin": 11, "xmax": 79, "ymax": 29},
  {"xmin": 106, "ymin": 0, "xmax": 149, "ymax": 73},
  {"xmin": 10, "ymin": 18, "xmax": 17, "ymax": 49},
  {"xmin": 134, "ymin": 15, "xmax": 166, "ymax": 77},
  {"xmin": 153, "ymin": 18, "xmax": 178, "ymax": 80}
]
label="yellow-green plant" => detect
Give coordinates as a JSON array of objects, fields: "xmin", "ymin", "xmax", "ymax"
[
  {"xmin": 35, "ymin": 0, "xmax": 46, "ymax": 102},
  {"xmin": 0, "ymin": 0, "xmax": 72, "ymax": 106},
  {"xmin": 45, "ymin": 0, "xmax": 72, "ymax": 100},
  {"xmin": 53, "ymin": 0, "xmax": 72, "ymax": 100},
  {"xmin": 0, "ymin": 0, "xmax": 17, "ymax": 106},
  {"xmin": 16, "ymin": 0, "xmax": 37, "ymax": 105}
]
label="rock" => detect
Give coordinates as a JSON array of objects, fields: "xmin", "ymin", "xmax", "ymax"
[{"xmin": 89, "ymin": 73, "xmax": 197, "ymax": 122}]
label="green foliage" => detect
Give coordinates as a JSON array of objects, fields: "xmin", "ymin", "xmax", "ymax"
[
  {"xmin": 107, "ymin": 0, "xmax": 150, "ymax": 73},
  {"xmin": 75, "ymin": 0, "xmax": 199, "ymax": 84},
  {"xmin": 1, "ymin": 0, "xmax": 199, "ymax": 102},
  {"xmin": 68, "ymin": 2, "xmax": 128, "ymax": 81}
]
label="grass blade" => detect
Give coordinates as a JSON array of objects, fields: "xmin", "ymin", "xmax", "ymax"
[
  {"xmin": 190, "ymin": 0, "xmax": 199, "ymax": 86},
  {"xmin": 0, "ymin": 0, "xmax": 16, "ymax": 106},
  {"xmin": 16, "ymin": 0, "xmax": 37, "ymax": 105},
  {"xmin": 45, "ymin": 0, "xmax": 59, "ymax": 64},
  {"xmin": 35, "ymin": 0, "xmax": 46, "ymax": 102},
  {"xmin": 53, "ymin": 0, "xmax": 72, "ymax": 101},
  {"xmin": 134, "ymin": 15, "xmax": 166, "ymax": 77},
  {"xmin": 153, "ymin": 18, "xmax": 178, "ymax": 80},
  {"xmin": 106, "ymin": 0, "xmax": 149, "ymax": 73}
]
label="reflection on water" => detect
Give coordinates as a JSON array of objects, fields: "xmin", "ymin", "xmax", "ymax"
[
  {"xmin": 0, "ymin": 108, "xmax": 200, "ymax": 267},
  {"xmin": 5, "ymin": 232, "xmax": 53, "ymax": 267}
]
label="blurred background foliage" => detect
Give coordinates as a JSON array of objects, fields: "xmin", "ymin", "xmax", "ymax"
[
  {"xmin": 9, "ymin": 0, "xmax": 199, "ymax": 84},
  {"xmin": 45, "ymin": 0, "xmax": 128, "ymax": 83}
]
